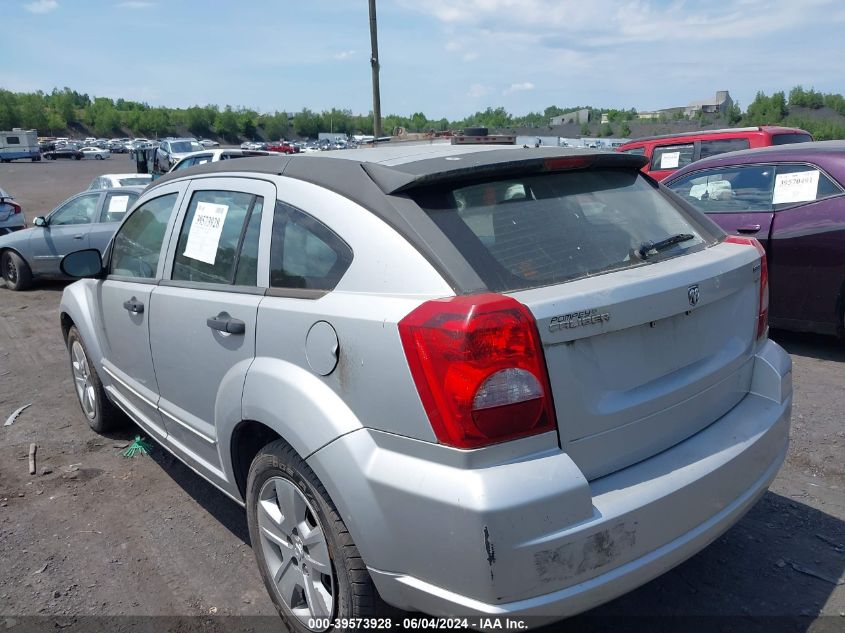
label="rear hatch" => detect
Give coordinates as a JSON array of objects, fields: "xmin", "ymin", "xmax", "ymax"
[
  {"xmin": 514, "ymin": 244, "xmax": 759, "ymax": 479},
  {"xmin": 411, "ymin": 161, "xmax": 762, "ymax": 479}
]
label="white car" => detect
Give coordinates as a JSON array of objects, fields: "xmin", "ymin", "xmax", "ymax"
[
  {"xmin": 168, "ymin": 148, "xmax": 277, "ymax": 172},
  {"xmin": 199, "ymin": 139, "xmax": 220, "ymax": 147},
  {"xmin": 80, "ymin": 147, "xmax": 111, "ymax": 160},
  {"xmin": 87, "ymin": 173, "xmax": 153, "ymax": 190}
]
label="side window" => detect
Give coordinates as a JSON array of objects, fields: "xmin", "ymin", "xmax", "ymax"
[
  {"xmin": 651, "ymin": 143, "xmax": 694, "ymax": 171},
  {"xmin": 50, "ymin": 194, "xmax": 100, "ymax": 225},
  {"xmin": 171, "ymin": 190, "xmax": 257, "ymax": 285},
  {"xmin": 773, "ymin": 164, "xmax": 843, "ymax": 208},
  {"xmin": 699, "ymin": 138, "xmax": 750, "ymax": 160},
  {"xmin": 621, "ymin": 147, "xmax": 645, "ymax": 156},
  {"xmin": 270, "ymin": 202, "xmax": 353, "ymax": 291},
  {"xmin": 667, "ymin": 165, "xmax": 775, "ymax": 213},
  {"xmin": 110, "ymin": 193, "xmax": 178, "ymax": 278},
  {"xmin": 100, "ymin": 192, "xmax": 137, "ymax": 222}
]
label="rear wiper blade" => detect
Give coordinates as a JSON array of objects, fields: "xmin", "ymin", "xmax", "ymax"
[{"xmin": 637, "ymin": 233, "xmax": 695, "ymax": 260}]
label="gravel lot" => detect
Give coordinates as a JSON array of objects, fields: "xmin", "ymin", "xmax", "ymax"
[{"xmin": 0, "ymin": 158, "xmax": 844, "ymax": 631}]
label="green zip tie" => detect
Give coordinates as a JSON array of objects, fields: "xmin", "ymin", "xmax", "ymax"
[{"xmin": 123, "ymin": 435, "xmax": 153, "ymax": 457}]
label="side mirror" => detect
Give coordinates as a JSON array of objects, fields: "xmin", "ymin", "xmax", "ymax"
[
  {"xmin": 33, "ymin": 216, "xmax": 47, "ymax": 227},
  {"xmin": 61, "ymin": 249, "xmax": 105, "ymax": 278}
]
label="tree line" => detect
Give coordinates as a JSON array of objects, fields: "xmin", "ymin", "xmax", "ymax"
[{"xmin": 1, "ymin": 85, "xmax": 844, "ymax": 141}]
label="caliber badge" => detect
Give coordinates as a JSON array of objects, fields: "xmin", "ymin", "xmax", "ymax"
[
  {"xmin": 688, "ymin": 284, "xmax": 700, "ymax": 307},
  {"xmin": 549, "ymin": 308, "xmax": 610, "ymax": 332}
]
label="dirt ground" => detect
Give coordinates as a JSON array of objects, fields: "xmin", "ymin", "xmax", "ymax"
[{"xmin": 0, "ymin": 158, "xmax": 844, "ymax": 632}]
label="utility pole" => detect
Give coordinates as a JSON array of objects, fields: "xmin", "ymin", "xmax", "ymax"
[{"xmin": 368, "ymin": 0, "xmax": 382, "ymax": 145}]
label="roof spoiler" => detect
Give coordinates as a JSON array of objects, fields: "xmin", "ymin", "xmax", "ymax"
[{"xmin": 362, "ymin": 150, "xmax": 648, "ymax": 195}]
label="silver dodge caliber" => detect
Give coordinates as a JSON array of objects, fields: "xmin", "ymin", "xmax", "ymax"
[{"xmin": 59, "ymin": 143, "xmax": 792, "ymax": 630}]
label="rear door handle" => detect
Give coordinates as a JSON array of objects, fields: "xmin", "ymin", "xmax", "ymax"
[
  {"xmin": 206, "ymin": 313, "xmax": 246, "ymax": 335},
  {"xmin": 736, "ymin": 225, "xmax": 762, "ymax": 234},
  {"xmin": 122, "ymin": 297, "xmax": 144, "ymax": 314},
  {"xmin": 73, "ymin": 234, "xmax": 85, "ymax": 240}
]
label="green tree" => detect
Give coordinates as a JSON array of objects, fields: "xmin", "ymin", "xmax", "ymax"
[
  {"xmin": 620, "ymin": 122, "xmax": 632, "ymax": 137},
  {"xmin": 599, "ymin": 122, "xmax": 614, "ymax": 137},
  {"xmin": 580, "ymin": 122, "xmax": 590, "ymax": 136},
  {"xmin": 17, "ymin": 93, "xmax": 48, "ymax": 131},
  {"xmin": 293, "ymin": 108, "xmax": 323, "ymax": 138},
  {"xmin": 727, "ymin": 101, "xmax": 742, "ymax": 124},
  {"xmin": 215, "ymin": 106, "xmax": 240, "ymax": 141}
]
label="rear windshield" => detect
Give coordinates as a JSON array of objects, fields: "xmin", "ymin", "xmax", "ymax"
[
  {"xmin": 412, "ymin": 170, "xmax": 718, "ymax": 292},
  {"xmin": 772, "ymin": 133, "xmax": 813, "ymax": 145},
  {"xmin": 118, "ymin": 177, "xmax": 151, "ymax": 186}
]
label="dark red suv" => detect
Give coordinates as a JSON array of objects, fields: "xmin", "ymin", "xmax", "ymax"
[{"xmin": 616, "ymin": 126, "xmax": 812, "ymax": 181}]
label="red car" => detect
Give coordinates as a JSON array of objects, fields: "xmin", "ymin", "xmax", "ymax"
[
  {"xmin": 264, "ymin": 141, "xmax": 299, "ymax": 154},
  {"xmin": 616, "ymin": 126, "xmax": 812, "ymax": 181}
]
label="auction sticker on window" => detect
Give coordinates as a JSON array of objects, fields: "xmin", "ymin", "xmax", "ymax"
[
  {"xmin": 660, "ymin": 151, "xmax": 680, "ymax": 169},
  {"xmin": 183, "ymin": 201, "xmax": 228, "ymax": 265},
  {"xmin": 772, "ymin": 170, "xmax": 819, "ymax": 205},
  {"xmin": 108, "ymin": 195, "xmax": 129, "ymax": 215}
]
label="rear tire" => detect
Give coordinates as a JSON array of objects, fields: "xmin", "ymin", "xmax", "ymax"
[
  {"xmin": 66, "ymin": 326, "xmax": 123, "ymax": 433},
  {"xmin": 95, "ymin": 154, "xmax": 103, "ymax": 160},
  {"xmin": 247, "ymin": 440, "xmax": 390, "ymax": 632},
  {"xmin": 1, "ymin": 250, "xmax": 33, "ymax": 291}
]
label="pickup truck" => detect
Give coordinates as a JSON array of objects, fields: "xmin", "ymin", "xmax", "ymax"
[{"xmin": 264, "ymin": 141, "xmax": 299, "ymax": 154}]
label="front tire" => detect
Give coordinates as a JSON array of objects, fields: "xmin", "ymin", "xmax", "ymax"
[
  {"xmin": 95, "ymin": 154, "xmax": 103, "ymax": 160},
  {"xmin": 66, "ymin": 326, "xmax": 123, "ymax": 433},
  {"xmin": 1, "ymin": 250, "xmax": 33, "ymax": 291},
  {"xmin": 247, "ymin": 440, "xmax": 386, "ymax": 632}
]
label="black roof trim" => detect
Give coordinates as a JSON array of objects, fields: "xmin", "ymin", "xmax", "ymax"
[{"xmin": 362, "ymin": 149, "xmax": 648, "ymax": 194}]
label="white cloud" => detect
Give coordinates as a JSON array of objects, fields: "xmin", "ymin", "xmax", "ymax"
[
  {"xmin": 461, "ymin": 51, "xmax": 479, "ymax": 62},
  {"xmin": 333, "ymin": 50, "xmax": 355, "ymax": 60},
  {"xmin": 503, "ymin": 82, "xmax": 534, "ymax": 95},
  {"xmin": 467, "ymin": 83, "xmax": 492, "ymax": 98},
  {"xmin": 23, "ymin": 0, "xmax": 58, "ymax": 13},
  {"xmin": 117, "ymin": 1, "xmax": 155, "ymax": 8}
]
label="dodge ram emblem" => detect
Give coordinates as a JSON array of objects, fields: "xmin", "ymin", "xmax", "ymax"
[{"xmin": 688, "ymin": 284, "xmax": 700, "ymax": 307}]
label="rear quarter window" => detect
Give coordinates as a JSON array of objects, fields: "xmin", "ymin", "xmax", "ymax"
[
  {"xmin": 651, "ymin": 144, "xmax": 694, "ymax": 171},
  {"xmin": 412, "ymin": 170, "xmax": 717, "ymax": 292}
]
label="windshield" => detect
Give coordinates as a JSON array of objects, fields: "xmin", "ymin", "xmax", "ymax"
[
  {"xmin": 411, "ymin": 169, "xmax": 718, "ymax": 292},
  {"xmin": 171, "ymin": 141, "xmax": 203, "ymax": 153}
]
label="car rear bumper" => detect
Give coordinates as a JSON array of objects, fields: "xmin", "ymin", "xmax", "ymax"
[{"xmin": 308, "ymin": 340, "xmax": 791, "ymax": 623}]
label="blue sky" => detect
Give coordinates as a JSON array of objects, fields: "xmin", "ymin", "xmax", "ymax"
[{"xmin": 2, "ymin": 0, "xmax": 843, "ymax": 119}]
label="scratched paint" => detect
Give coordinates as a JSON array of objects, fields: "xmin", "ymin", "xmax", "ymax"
[{"xmin": 534, "ymin": 521, "xmax": 637, "ymax": 583}]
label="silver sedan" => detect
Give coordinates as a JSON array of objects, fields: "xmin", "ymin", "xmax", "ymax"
[{"xmin": 0, "ymin": 186, "xmax": 142, "ymax": 289}]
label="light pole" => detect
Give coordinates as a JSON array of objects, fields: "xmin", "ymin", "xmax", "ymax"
[{"xmin": 368, "ymin": 0, "xmax": 382, "ymax": 145}]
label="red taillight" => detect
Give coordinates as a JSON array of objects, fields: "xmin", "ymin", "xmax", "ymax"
[
  {"xmin": 9, "ymin": 202, "xmax": 22, "ymax": 215},
  {"xmin": 399, "ymin": 293, "xmax": 557, "ymax": 449},
  {"xmin": 726, "ymin": 235, "xmax": 768, "ymax": 339}
]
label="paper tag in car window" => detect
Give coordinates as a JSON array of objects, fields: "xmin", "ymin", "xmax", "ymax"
[
  {"xmin": 772, "ymin": 170, "xmax": 819, "ymax": 205},
  {"xmin": 183, "ymin": 202, "xmax": 229, "ymax": 265},
  {"xmin": 108, "ymin": 195, "xmax": 129, "ymax": 215},
  {"xmin": 660, "ymin": 152, "xmax": 680, "ymax": 169}
]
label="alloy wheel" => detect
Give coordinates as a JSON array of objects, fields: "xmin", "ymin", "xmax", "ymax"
[
  {"xmin": 257, "ymin": 476, "xmax": 335, "ymax": 630},
  {"xmin": 70, "ymin": 340, "xmax": 96, "ymax": 419}
]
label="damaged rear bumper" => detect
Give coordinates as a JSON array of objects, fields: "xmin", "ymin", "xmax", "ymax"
[{"xmin": 307, "ymin": 340, "xmax": 791, "ymax": 623}]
